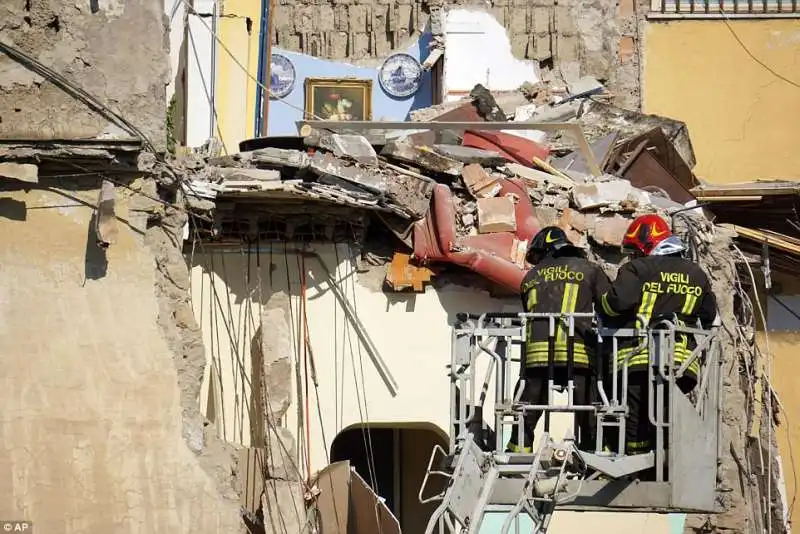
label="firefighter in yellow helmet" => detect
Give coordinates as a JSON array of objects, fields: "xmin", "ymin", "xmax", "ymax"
[{"xmin": 507, "ymin": 226, "xmax": 611, "ymax": 453}]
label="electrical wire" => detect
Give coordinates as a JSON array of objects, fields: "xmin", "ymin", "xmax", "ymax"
[
  {"xmin": 733, "ymin": 243, "xmax": 780, "ymax": 533},
  {"xmin": 180, "ymin": 0, "xmax": 324, "ymax": 120},
  {"xmin": 0, "ymin": 40, "xmax": 158, "ymax": 153},
  {"xmin": 717, "ymin": 6, "xmax": 800, "ymax": 90},
  {"xmin": 187, "ymin": 24, "xmax": 229, "ymax": 155}
]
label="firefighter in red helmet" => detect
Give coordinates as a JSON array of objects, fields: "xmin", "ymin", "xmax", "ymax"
[{"xmin": 598, "ymin": 214, "xmax": 718, "ymax": 463}]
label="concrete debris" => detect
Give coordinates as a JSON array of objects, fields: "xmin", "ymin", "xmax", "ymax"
[
  {"xmin": 304, "ymin": 130, "xmax": 378, "ymax": 166},
  {"xmin": 381, "ymin": 137, "xmax": 464, "ymax": 176},
  {"xmin": 214, "ymin": 167, "xmax": 282, "ymax": 182},
  {"xmin": 462, "ymin": 164, "xmax": 502, "ymax": 199},
  {"xmin": 432, "ymin": 145, "xmax": 507, "ymax": 167},
  {"xmin": 477, "ymin": 196, "xmax": 517, "ymax": 234},
  {"xmin": 0, "ymin": 162, "xmax": 38, "ymax": 183},
  {"xmin": 572, "ymin": 179, "xmax": 651, "ymax": 211},
  {"xmin": 94, "ymin": 180, "xmax": 118, "ymax": 248},
  {"xmin": 249, "ymin": 147, "xmax": 311, "ymax": 169},
  {"xmin": 167, "ymin": 82, "xmax": 773, "ymax": 534}
]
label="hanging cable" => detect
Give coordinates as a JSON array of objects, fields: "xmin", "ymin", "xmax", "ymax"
[{"xmin": 187, "ymin": 24, "xmax": 229, "ymax": 155}]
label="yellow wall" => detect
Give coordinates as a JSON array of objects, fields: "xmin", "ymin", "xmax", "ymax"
[
  {"xmin": 643, "ymin": 20, "xmax": 800, "ymax": 184},
  {"xmin": 215, "ymin": 0, "xmax": 262, "ymax": 154}
]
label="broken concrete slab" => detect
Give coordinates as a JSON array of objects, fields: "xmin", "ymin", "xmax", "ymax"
[
  {"xmin": 503, "ymin": 163, "xmax": 578, "ymax": 189},
  {"xmin": 462, "ymin": 164, "xmax": 501, "ymax": 198},
  {"xmin": 477, "ymin": 196, "xmax": 517, "ymax": 233},
  {"xmin": 551, "ymin": 132, "xmax": 619, "ymax": 176},
  {"xmin": 260, "ymin": 293, "xmax": 293, "ymax": 421},
  {"xmin": 214, "ymin": 167, "xmax": 282, "ymax": 182},
  {"xmin": 559, "ymin": 207, "xmax": 588, "ymax": 233},
  {"xmin": 567, "ymin": 76, "xmax": 605, "ymax": 97},
  {"xmin": 309, "ymin": 152, "xmax": 386, "ymax": 195},
  {"xmin": 261, "ymin": 480, "xmax": 305, "ymax": 534},
  {"xmin": 381, "ymin": 137, "xmax": 463, "ymax": 176},
  {"xmin": 249, "ymin": 147, "xmax": 310, "ymax": 169},
  {"xmin": 572, "ymin": 179, "xmax": 650, "ymax": 211},
  {"xmin": 304, "ymin": 130, "xmax": 379, "ymax": 166},
  {"xmin": 590, "ymin": 214, "xmax": 632, "ymax": 247},
  {"xmin": 432, "ymin": 144, "xmax": 507, "ymax": 167},
  {"xmin": 94, "ymin": 180, "xmax": 118, "ymax": 248},
  {"xmin": 0, "ymin": 162, "xmax": 38, "ymax": 183}
]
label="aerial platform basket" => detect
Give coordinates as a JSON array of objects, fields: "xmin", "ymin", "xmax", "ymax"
[{"xmin": 419, "ymin": 312, "xmax": 723, "ymax": 534}]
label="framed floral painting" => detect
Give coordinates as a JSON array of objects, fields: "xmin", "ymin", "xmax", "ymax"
[{"xmin": 304, "ymin": 78, "xmax": 372, "ymax": 121}]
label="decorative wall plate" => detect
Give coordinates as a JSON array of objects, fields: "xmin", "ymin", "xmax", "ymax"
[
  {"xmin": 379, "ymin": 53, "xmax": 423, "ymax": 98},
  {"xmin": 269, "ymin": 54, "xmax": 296, "ymax": 99}
]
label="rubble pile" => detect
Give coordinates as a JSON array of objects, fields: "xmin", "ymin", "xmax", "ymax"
[
  {"xmin": 180, "ymin": 80, "xmax": 706, "ymax": 293},
  {"xmin": 175, "ymin": 82, "xmax": 782, "ymax": 534}
]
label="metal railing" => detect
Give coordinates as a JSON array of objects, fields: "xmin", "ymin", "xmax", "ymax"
[
  {"xmin": 650, "ymin": 0, "xmax": 800, "ymax": 18},
  {"xmin": 448, "ymin": 311, "xmax": 721, "ymax": 481}
]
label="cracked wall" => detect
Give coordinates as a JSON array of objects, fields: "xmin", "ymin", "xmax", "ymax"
[
  {"xmin": 0, "ymin": 174, "xmax": 242, "ymax": 532},
  {"xmin": 0, "ymin": 0, "xmax": 169, "ymax": 149},
  {"xmin": 267, "ymin": 0, "xmax": 641, "ymax": 105}
]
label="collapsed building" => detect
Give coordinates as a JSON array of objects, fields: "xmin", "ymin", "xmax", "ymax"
[
  {"xmin": 176, "ymin": 87, "xmax": 786, "ymax": 534},
  {"xmin": 0, "ymin": 1, "xmax": 794, "ymax": 533}
]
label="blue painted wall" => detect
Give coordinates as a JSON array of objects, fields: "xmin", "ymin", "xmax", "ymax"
[{"xmin": 265, "ymin": 33, "xmax": 434, "ymax": 137}]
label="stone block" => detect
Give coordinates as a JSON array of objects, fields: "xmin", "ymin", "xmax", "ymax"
[
  {"xmin": 509, "ymin": 9, "xmax": 526, "ymax": 34},
  {"xmin": 381, "ymin": 137, "xmax": 463, "ymax": 176},
  {"xmin": 532, "ymin": 205, "xmax": 559, "ymax": 228},
  {"xmin": 620, "ymin": 36, "xmax": 636, "ymax": 63},
  {"xmin": 477, "ymin": 196, "xmax": 517, "ymax": 234},
  {"xmin": 397, "ymin": 4, "xmax": 413, "ymax": 28},
  {"xmin": 261, "ymin": 294, "xmax": 293, "ymax": 420},
  {"xmin": 216, "ymin": 167, "xmax": 282, "ymax": 182},
  {"xmin": 619, "ymin": 0, "xmax": 635, "ymax": 17},
  {"xmin": 265, "ymin": 427, "xmax": 299, "ymax": 481},
  {"xmin": 351, "ymin": 32, "xmax": 370, "ymax": 57},
  {"xmin": 272, "ymin": 5, "xmax": 293, "ymax": 31},
  {"xmin": 556, "ymin": 34, "xmax": 579, "ymax": 62},
  {"xmin": 328, "ymin": 31, "xmax": 349, "ymax": 59},
  {"xmin": 510, "ymin": 34, "xmax": 527, "ymax": 59},
  {"xmin": 559, "ymin": 207, "xmax": 587, "ymax": 232},
  {"xmin": 294, "ymin": 6, "xmax": 314, "ymax": 32},
  {"xmin": 317, "ymin": 6, "xmax": 335, "ymax": 31},
  {"xmin": 276, "ymin": 30, "xmax": 300, "ymax": 50},
  {"xmin": 434, "ymin": 145, "xmax": 506, "ymax": 167},
  {"xmin": 462, "ymin": 163, "xmax": 501, "ymax": 198},
  {"xmin": 555, "ymin": 5, "xmax": 576, "ymax": 35},
  {"xmin": 349, "ymin": 4, "xmax": 368, "ymax": 32},
  {"xmin": 591, "ymin": 214, "xmax": 632, "ymax": 247},
  {"xmin": 334, "ymin": 5, "xmax": 349, "ymax": 31},
  {"xmin": 533, "ymin": 34, "xmax": 552, "ymax": 60},
  {"xmin": 531, "ymin": 6, "xmax": 551, "ymax": 34}
]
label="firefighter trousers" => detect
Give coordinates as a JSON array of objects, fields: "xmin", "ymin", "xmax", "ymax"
[
  {"xmin": 601, "ymin": 369, "xmax": 697, "ymax": 480},
  {"xmin": 508, "ymin": 366, "xmax": 595, "ymax": 452}
]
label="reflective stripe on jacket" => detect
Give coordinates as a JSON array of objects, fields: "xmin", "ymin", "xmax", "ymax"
[
  {"xmin": 520, "ymin": 253, "xmax": 611, "ymax": 369},
  {"xmin": 599, "ymin": 255, "xmax": 717, "ymax": 379}
]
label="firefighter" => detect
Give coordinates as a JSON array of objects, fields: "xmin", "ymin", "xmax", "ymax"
[
  {"xmin": 507, "ymin": 226, "xmax": 611, "ymax": 453},
  {"xmin": 598, "ymin": 214, "xmax": 717, "ymax": 459}
]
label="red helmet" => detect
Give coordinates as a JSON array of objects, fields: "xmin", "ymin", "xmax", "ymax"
[{"xmin": 622, "ymin": 214, "xmax": 672, "ymax": 256}]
